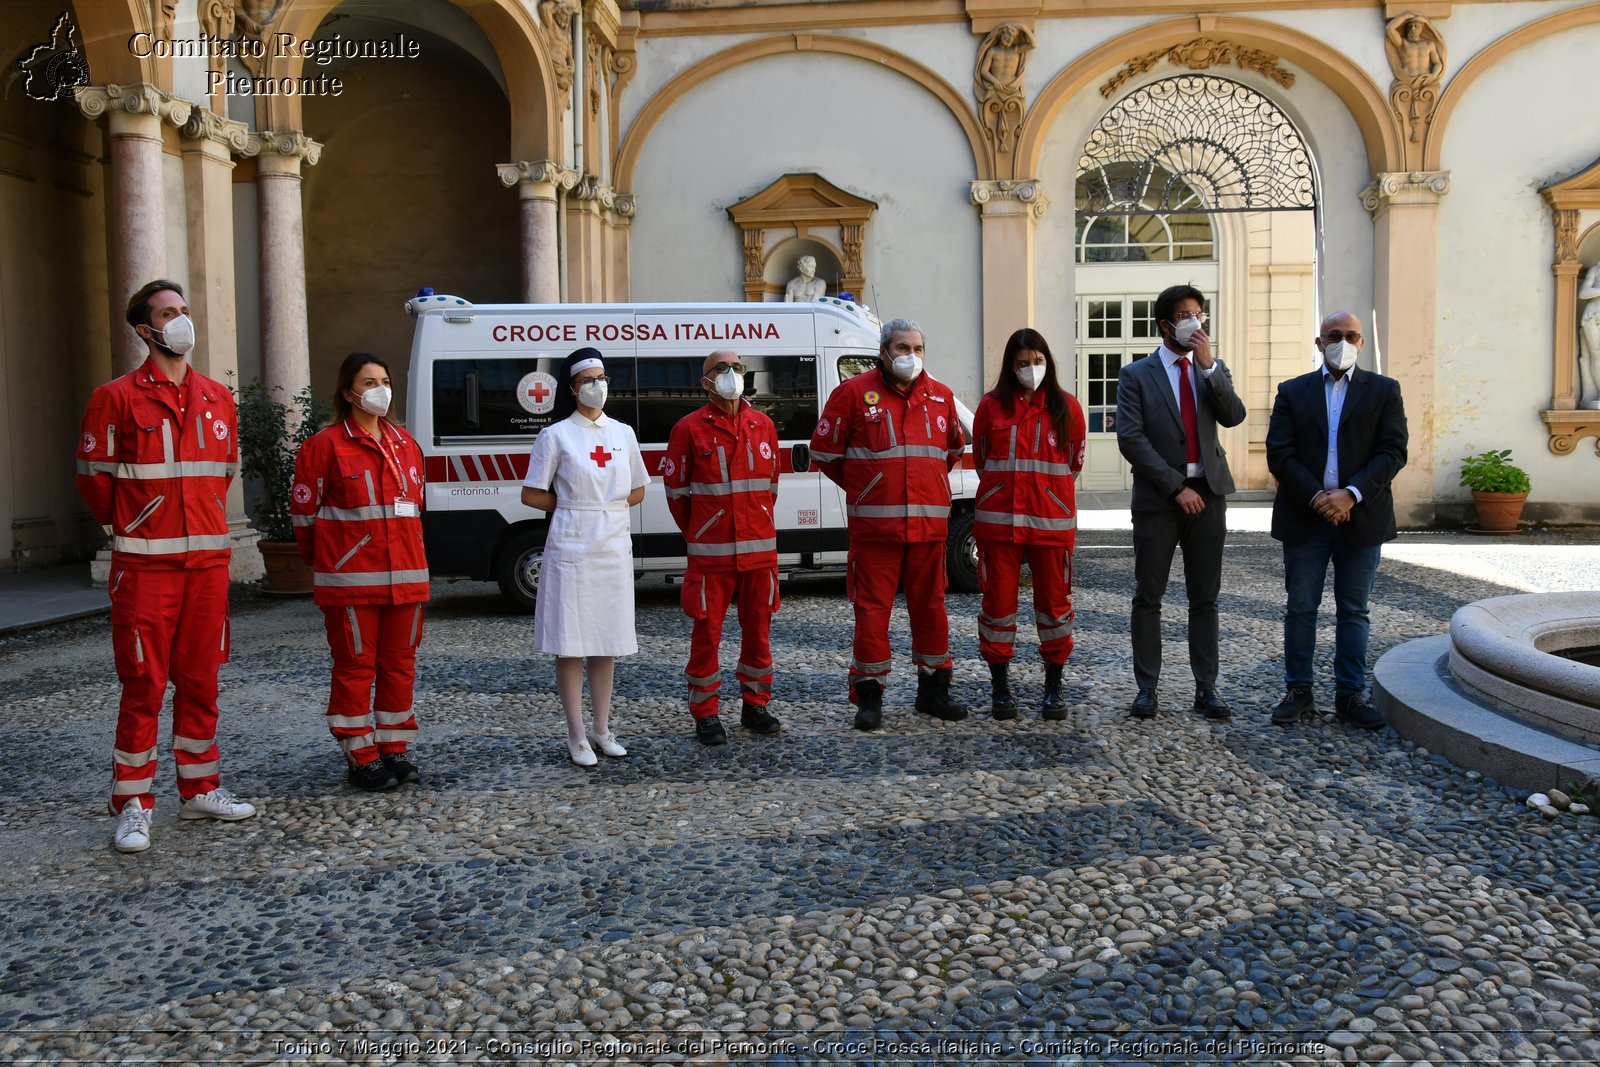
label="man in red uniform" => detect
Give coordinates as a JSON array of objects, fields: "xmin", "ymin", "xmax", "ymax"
[
  {"xmin": 664, "ymin": 349, "xmax": 783, "ymax": 746},
  {"xmin": 76, "ymin": 280, "xmax": 258, "ymax": 853},
  {"xmin": 810, "ymin": 318, "xmax": 968, "ymax": 730}
]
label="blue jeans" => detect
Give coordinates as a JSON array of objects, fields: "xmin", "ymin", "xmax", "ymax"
[{"xmin": 1282, "ymin": 528, "xmax": 1382, "ymax": 695}]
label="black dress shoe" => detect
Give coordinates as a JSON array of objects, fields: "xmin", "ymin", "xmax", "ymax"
[
  {"xmin": 1129, "ymin": 687, "xmax": 1159, "ymax": 719},
  {"xmin": 695, "ymin": 715, "xmax": 728, "ymax": 746},
  {"xmin": 381, "ymin": 752, "xmax": 422, "ymax": 785},
  {"xmin": 854, "ymin": 680, "xmax": 883, "ymax": 731},
  {"xmin": 1193, "ymin": 686, "xmax": 1231, "ymax": 721},
  {"xmin": 347, "ymin": 757, "xmax": 399, "ymax": 792},
  {"xmin": 1271, "ymin": 687, "xmax": 1315, "ymax": 725},
  {"xmin": 740, "ymin": 702, "xmax": 782, "ymax": 735},
  {"xmin": 1335, "ymin": 692, "xmax": 1385, "ymax": 730}
]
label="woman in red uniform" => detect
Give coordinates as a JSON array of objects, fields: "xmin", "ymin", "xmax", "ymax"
[
  {"xmin": 292, "ymin": 353, "xmax": 429, "ymax": 790},
  {"xmin": 973, "ymin": 328, "xmax": 1087, "ymax": 720}
]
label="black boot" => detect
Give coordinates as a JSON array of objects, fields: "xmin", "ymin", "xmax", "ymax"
[
  {"xmin": 1041, "ymin": 662, "xmax": 1066, "ymax": 720},
  {"xmin": 915, "ymin": 668, "xmax": 969, "ymax": 721},
  {"xmin": 989, "ymin": 663, "xmax": 1018, "ymax": 721},
  {"xmin": 853, "ymin": 680, "xmax": 883, "ymax": 731}
]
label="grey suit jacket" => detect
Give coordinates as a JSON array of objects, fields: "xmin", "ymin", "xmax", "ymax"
[{"xmin": 1115, "ymin": 350, "xmax": 1248, "ymax": 511}]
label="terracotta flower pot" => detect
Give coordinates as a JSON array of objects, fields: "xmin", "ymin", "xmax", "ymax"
[
  {"xmin": 257, "ymin": 539, "xmax": 314, "ymax": 595},
  {"xmin": 1471, "ymin": 490, "xmax": 1529, "ymax": 533}
]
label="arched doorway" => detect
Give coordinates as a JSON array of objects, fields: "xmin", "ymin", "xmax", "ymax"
[{"xmin": 1072, "ymin": 75, "xmax": 1318, "ymax": 491}]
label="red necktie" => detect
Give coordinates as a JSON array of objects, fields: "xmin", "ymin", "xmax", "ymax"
[{"xmin": 1176, "ymin": 357, "xmax": 1200, "ymax": 465}]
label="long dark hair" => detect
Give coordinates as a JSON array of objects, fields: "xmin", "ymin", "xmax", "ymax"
[
  {"xmin": 989, "ymin": 328, "xmax": 1071, "ymax": 451},
  {"xmin": 331, "ymin": 352, "xmax": 391, "ymax": 425},
  {"xmin": 551, "ymin": 347, "xmax": 605, "ymax": 423}
]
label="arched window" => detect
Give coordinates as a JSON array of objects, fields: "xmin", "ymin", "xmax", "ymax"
[{"xmin": 1076, "ymin": 162, "xmax": 1214, "ymax": 263}]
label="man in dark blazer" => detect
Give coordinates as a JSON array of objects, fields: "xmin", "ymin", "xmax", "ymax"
[
  {"xmin": 1265, "ymin": 311, "xmax": 1408, "ymax": 729},
  {"xmin": 1116, "ymin": 284, "xmax": 1248, "ymax": 721}
]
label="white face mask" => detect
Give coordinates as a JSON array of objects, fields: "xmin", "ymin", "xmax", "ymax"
[
  {"xmin": 356, "ymin": 384, "xmax": 391, "ymax": 416},
  {"xmin": 891, "ymin": 354, "xmax": 923, "ymax": 382},
  {"xmin": 1323, "ymin": 339, "xmax": 1359, "ymax": 373},
  {"xmin": 1170, "ymin": 316, "xmax": 1203, "ymax": 349},
  {"xmin": 150, "ymin": 313, "xmax": 196, "ymax": 357},
  {"xmin": 577, "ymin": 379, "xmax": 608, "ymax": 410},
  {"xmin": 710, "ymin": 368, "xmax": 743, "ymax": 400},
  {"xmin": 1016, "ymin": 364, "xmax": 1047, "ymax": 391}
]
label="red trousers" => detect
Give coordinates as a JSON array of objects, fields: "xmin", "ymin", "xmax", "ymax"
[
  {"xmin": 846, "ymin": 540, "xmax": 951, "ymax": 701},
  {"xmin": 321, "ymin": 603, "xmax": 424, "ymax": 764},
  {"xmin": 681, "ymin": 567, "xmax": 778, "ymax": 719},
  {"xmin": 977, "ymin": 540, "xmax": 1075, "ymax": 665},
  {"xmin": 107, "ymin": 564, "xmax": 230, "ymax": 814}
]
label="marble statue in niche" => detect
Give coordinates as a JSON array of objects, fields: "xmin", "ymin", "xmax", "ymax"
[
  {"xmin": 785, "ymin": 256, "xmax": 826, "ymax": 302},
  {"xmin": 1579, "ymin": 259, "xmax": 1600, "ymax": 409}
]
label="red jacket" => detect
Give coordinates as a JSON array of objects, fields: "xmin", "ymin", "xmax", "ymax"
[
  {"xmin": 972, "ymin": 389, "xmax": 1087, "ymax": 546},
  {"xmin": 291, "ymin": 419, "xmax": 429, "ymax": 606},
  {"xmin": 664, "ymin": 400, "xmax": 779, "ymax": 571},
  {"xmin": 75, "ymin": 359, "xmax": 237, "ymax": 570},
  {"xmin": 810, "ymin": 365, "xmax": 965, "ymax": 543}
]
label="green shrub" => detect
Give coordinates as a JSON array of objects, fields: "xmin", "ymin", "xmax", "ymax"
[
  {"xmin": 1459, "ymin": 449, "xmax": 1531, "ymax": 495},
  {"xmin": 235, "ymin": 378, "xmax": 328, "ymax": 542}
]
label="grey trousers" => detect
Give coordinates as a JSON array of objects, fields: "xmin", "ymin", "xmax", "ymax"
[{"xmin": 1130, "ymin": 485, "xmax": 1227, "ymax": 690}]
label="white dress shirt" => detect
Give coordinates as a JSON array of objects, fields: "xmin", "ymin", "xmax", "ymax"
[{"xmin": 1318, "ymin": 364, "xmax": 1364, "ymax": 504}]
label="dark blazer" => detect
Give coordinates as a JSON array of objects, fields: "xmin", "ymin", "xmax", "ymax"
[
  {"xmin": 1116, "ymin": 350, "xmax": 1248, "ymax": 511},
  {"xmin": 1265, "ymin": 367, "xmax": 1408, "ymax": 546}
]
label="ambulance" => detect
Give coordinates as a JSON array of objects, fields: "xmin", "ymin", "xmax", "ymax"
[{"xmin": 403, "ymin": 291, "xmax": 981, "ymax": 611}]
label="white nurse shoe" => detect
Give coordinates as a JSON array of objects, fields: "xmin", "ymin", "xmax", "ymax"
[
  {"xmin": 567, "ymin": 737, "xmax": 598, "ymax": 768},
  {"xmin": 587, "ymin": 730, "xmax": 628, "ymax": 759}
]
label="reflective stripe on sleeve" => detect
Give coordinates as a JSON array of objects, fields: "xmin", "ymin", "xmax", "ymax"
[
  {"xmin": 76, "ymin": 459, "xmax": 117, "ymax": 475},
  {"xmin": 292, "ymin": 514, "xmax": 316, "ymax": 527},
  {"xmin": 687, "ymin": 478, "xmax": 774, "ymax": 496},
  {"xmin": 848, "ymin": 504, "xmax": 950, "ymax": 519},
  {"xmin": 685, "ymin": 538, "xmax": 778, "ymax": 556},
  {"xmin": 318, "ymin": 504, "xmax": 404, "ymax": 521},
  {"xmin": 810, "ymin": 449, "xmax": 844, "ymax": 463},
  {"xmin": 973, "ymin": 510, "xmax": 1078, "ymax": 532}
]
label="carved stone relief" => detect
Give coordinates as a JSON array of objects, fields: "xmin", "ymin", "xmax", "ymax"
[
  {"xmin": 1100, "ymin": 37, "xmax": 1294, "ymax": 98},
  {"xmin": 541, "ymin": 0, "xmax": 577, "ymax": 99},
  {"xmin": 974, "ymin": 23, "xmax": 1034, "ymax": 153},
  {"xmin": 1385, "ymin": 13, "xmax": 1447, "ymax": 146}
]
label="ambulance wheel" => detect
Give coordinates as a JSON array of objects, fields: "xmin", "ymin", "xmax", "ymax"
[
  {"xmin": 946, "ymin": 509, "xmax": 980, "ymax": 594},
  {"xmin": 496, "ymin": 528, "xmax": 544, "ymax": 613}
]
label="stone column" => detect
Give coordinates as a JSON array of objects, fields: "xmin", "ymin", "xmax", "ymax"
[
  {"xmin": 182, "ymin": 108, "xmax": 264, "ymax": 581},
  {"xmin": 566, "ymin": 175, "xmax": 614, "ymax": 302},
  {"xmin": 971, "ymin": 179, "xmax": 1048, "ymax": 385},
  {"xmin": 256, "ymin": 131, "xmax": 321, "ymax": 405},
  {"xmin": 606, "ymin": 193, "xmax": 637, "ymax": 301},
  {"xmin": 498, "ymin": 160, "xmax": 578, "ymax": 303},
  {"xmin": 1362, "ymin": 170, "xmax": 1449, "ymax": 527},
  {"xmin": 76, "ymin": 84, "xmax": 192, "ymax": 372}
]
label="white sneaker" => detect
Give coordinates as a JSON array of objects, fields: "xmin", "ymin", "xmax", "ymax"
[
  {"xmin": 114, "ymin": 799, "xmax": 152, "ymax": 853},
  {"xmin": 587, "ymin": 730, "xmax": 627, "ymax": 758},
  {"xmin": 178, "ymin": 787, "xmax": 257, "ymax": 822},
  {"xmin": 567, "ymin": 737, "xmax": 598, "ymax": 768}
]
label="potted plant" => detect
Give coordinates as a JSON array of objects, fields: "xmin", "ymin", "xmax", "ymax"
[
  {"xmin": 1459, "ymin": 449, "xmax": 1531, "ymax": 533},
  {"xmin": 236, "ymin": 378, "xmax": 328, "ymax": 593}
]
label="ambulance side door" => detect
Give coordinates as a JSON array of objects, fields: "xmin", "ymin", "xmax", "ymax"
[
  {"xmin": 817, "ymin": 349, "xmax": 881, "ymax": 543},
  {"xmin": 747, "ymin": 352, "xmax": 823, "ymax": 564}
]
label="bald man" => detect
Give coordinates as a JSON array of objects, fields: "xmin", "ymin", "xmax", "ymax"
[
  {"xmin": 1265, "ymin": 311, "xmax": 1408, "ymax": 729},
  {"xmin": 663, "ymin": 350, "xmax": 784, "ymax": 746}
]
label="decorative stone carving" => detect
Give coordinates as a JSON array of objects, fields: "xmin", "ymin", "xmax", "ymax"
[
  {"xmin": 970, "ymin": 178, "xmax": 1049, "ymax": 219},
  {"xmin": 181, "ymin": 106, "xmax": 258, "ymax": 156},
  {"xmin": 75, "ymin": 82, "xmax": 193, "ymax": 128},
  {"xmin": 496, "ymin": 159, "xmax": 580, "ymax": 193},
  {"xmin": 784, "ymin": 256, "xmax": 826, "ymax": 302},
  {"xmin": 198, "ymin": 0, "xmax": 235, "ymax": 42},
  {"xmin": 841, "ymin": 224, "xmax": 864, "ymax": 277},
  {"xmin": 571, "ymin": 174, "xmax": 616, "ymax": 209},
  {"xmin": 742, "ymin": 229, "xmax": 764, "ymax": 283},
  {"xmin": 586, "ymin": 36, "xmax": 605, "ymax": 117},
  {"xmin": 153, "ymin": 0, "xmax": 178, "ymax": 44},
  {"xmin": 257, "ymin": 129, "xmax": 321, "ymax": 166},
  {"xmin": 1579, "ymin": 260, "xmax": 1600, "ymax": 410},
  {"xmin": 974, "ymin": 23, "xmax": 1034, "ymax": 153},
  {"xmin": 1100, "ymin": 37, "xmax": 1294, "ymax": 98},
  {"xmin": 612, "ymin": 193, "xmax": 637, "ymax": 219},
  {"xmin": 1554, "ymin": 208, "xmax": 1580, "ymax": 266},
  {"xmin": 541, "ymin": 0, "xmax": 577, "ymax": 98},
  {"xmin": 1359, "ymin": 170, "xmax": 1450, "ymax": 218},
  {"xmin": 1385, "ymin": 14, "xmax": 1447, "ymax": 146}
]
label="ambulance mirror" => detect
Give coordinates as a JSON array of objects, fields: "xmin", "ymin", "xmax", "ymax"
[{"xmin": 790, "ymin": 443, "xmax": 811, "ymax": 473}]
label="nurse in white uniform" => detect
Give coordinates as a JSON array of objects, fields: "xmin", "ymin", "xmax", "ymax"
[{"xmin": 520, "ymin": 348, "xmax": 650, "ymax": 767}]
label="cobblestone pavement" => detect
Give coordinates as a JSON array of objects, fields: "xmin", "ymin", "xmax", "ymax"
[{"xmin": 2, "ymin": 530, "xmax": 1599, "ymax": 1065}]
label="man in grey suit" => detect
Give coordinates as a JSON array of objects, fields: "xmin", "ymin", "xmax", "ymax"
[{"xmin": 1115, "ymin": 284, "xmax": 1248, "ymax": 721}]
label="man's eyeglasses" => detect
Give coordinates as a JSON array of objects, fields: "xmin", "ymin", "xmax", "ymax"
[
  {"xmin": 1175, "ymin": 312, "xmax": 1208, "ymax": 326},
  {"xmin": 707, "ymin": 364, "xmax": 748, "ymax": 376},
  {"xmin": 1323, "ymin": 331, "xmax": 1362, "ymax": 344}
]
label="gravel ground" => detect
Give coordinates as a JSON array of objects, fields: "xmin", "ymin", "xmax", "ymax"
[{"xmin": 1, "ymin": 528, "xmax": 1599, "ymax": 1065}]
